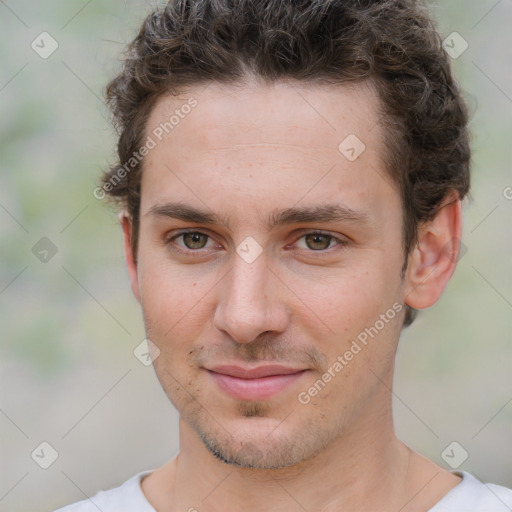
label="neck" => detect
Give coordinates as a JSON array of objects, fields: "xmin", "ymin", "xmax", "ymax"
[
  {"xmin": 150, "ymin": 395, "xmax": 438, "ymax": 512},
  {"xmin": 181, "ymin": 425, "xmax": 408, "ymax": 512}
]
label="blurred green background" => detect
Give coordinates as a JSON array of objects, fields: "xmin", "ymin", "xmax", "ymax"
[{"xmin": 0, "ymin": 1, "xmax": 511, "ymax": 510}]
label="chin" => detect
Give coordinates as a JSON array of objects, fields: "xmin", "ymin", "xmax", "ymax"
[
  {"xmin": 201, "ymin": 433, "xmax": 307, "ymax": 469},
  {"xmin": 190, "ymin": 408, "xmax": 334, "ymax": 470}
]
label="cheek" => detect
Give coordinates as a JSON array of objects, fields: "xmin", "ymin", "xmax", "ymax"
[
  {"xmin": 137, "ymin": 242, "xmax": 217, "ymax": 322},
  {"xmin": 137, "ymin": 280, "xmax": 200, "ymax": 366},
  {"xmin": 301, "ymin": 262, "xmax": 400, "ymax": 332},
  {"xmin": 296, "ymin": 258, "xmax": 404, "ymax": 390}
]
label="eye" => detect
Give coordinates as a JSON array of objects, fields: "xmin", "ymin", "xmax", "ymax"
[
  {"xmin": 180, "ymin": 232, "xmax": 209, "ymax": 250},
  {"xmin": 294, "ymin": 231, "xmax": 346, "ymax": 251},
  {"xmin": 165, "ymin": 231, "xmax": 218, "ymax": 256},
  {"xmin": 164, "ymin": 229, "xmax": 347, "ymax": 258}
]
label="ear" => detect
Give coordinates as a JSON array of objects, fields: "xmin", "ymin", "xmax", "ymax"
[
  {"xmin": 404, "ymin": 191, "xmax": 463, "ymax": 310},
  {"xmin": 119, "ymin": 212, "xmax": 141, "ymax": 303}
]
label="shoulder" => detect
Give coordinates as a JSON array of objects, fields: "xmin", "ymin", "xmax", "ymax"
[
  {"xmin": 53, "ymin": 470, "xmax": 155, "ymax": 512},
  {"xmin": 430, "ymin": 471, "xmax": 512, "ymax": 512}
]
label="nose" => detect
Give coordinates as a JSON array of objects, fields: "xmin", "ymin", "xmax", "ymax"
[{"xmin": 213, "ymin": 251, "xmax": 289, "ymax": 344}]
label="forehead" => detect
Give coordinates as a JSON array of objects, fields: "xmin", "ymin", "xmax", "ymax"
[
  {"xmin": 139, "ymin": 80, "xmax": 398, "ymax": 230},
  {"xmin": 146, "ymin": 79, "xmax": 382, "ymax": 153}
]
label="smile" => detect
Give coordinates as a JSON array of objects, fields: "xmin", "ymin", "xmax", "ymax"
[{"xmin": 206, "ymin": 365, "xmax": 308, "ymax": 401}]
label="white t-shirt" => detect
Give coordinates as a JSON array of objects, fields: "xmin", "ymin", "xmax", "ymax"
[{"xmin": 54, "ymin": 470, "xmax": 512, "ymax": 512}]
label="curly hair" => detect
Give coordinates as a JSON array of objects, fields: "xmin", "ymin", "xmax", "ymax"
[{"xmin": 100, "ymin": 0, "xmax": 471, "ymax": 327}]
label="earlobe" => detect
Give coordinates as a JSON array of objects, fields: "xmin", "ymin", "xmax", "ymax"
[
  {"xmin": 404, "ymin": 191, "xmax": 463, "ymax": 310},
  {"xmin": 119, "ymin": 212, "xmax": 141, "ymax": 303}
]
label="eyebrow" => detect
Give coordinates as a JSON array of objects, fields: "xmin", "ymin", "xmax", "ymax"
[{"xmin": 146, "ymin": 201, "xmax": 371, "ymax": 230}]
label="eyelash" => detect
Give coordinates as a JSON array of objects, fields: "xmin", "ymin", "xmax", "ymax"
[{"xmin": 164, "ymin": 230, "xmax": 348, "ymax": 257}]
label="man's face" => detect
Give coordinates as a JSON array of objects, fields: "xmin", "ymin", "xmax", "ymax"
[{"xmin": 130, "ymin": 80, "xmax": 408, "ymax": 468}]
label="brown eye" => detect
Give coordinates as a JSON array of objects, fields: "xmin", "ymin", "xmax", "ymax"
[
  {"xmin": 303, "ymin": 233, "xmax": 335, "ymax": 251},
  {"xmin": 165, "ymin": 230, "xmax": 221, "ymax": 258},
  {"xmin": 182, "ymin": 232, "xmax": 209, "ymax": 249}
]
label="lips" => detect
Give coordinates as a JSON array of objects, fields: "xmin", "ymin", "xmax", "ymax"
[
  {"xmin": 206, "ymin": 365, "xmax": 307, "ymax": 401},
  {"xmin": 209, "ymin": 364, "xmax": 305, "ymax": 379}
]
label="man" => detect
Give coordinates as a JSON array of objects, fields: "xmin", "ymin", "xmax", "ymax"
[{"xmin": 57, "ymin": 0, "xmax": 511, "ymax": 510}]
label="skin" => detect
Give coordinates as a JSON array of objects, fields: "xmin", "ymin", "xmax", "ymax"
[{"xmin": 120, "ymin": 79, "xmax": 463, "ymax": 511}]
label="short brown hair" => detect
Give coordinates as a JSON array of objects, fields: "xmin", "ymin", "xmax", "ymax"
[{"xmin": 101, "ymin": 0, "xmax": 471, "ymax": 327}]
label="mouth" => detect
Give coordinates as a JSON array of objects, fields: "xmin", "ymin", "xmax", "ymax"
[{"xmin": 205, "ymin": 365, "xmax": 308, "ymax": 401}]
